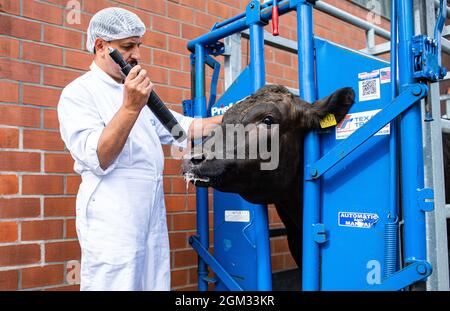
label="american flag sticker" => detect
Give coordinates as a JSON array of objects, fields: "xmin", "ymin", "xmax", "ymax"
[{"xmin": 380, "ymin": 67, "xmax": 391, "ymax": 84}]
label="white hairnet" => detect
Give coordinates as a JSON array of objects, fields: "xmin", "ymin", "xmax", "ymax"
[{"xmin": 86, "ymin": 7, "xmax": 146, "ymax": 53}]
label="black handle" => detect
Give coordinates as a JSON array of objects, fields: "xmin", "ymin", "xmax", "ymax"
[
  {"xmin": 108, "ymin": 48, "xmax": 187, "ymax": 142},
  {"xmin": 148, "ymin": 91, "xmax": 186, "ymax": 141}
]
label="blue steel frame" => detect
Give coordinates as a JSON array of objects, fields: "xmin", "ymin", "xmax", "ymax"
[
  {"xmin": 386, "ymin": 0, "xmax": 399, "ymax": 280},
  {"xmin": 186, "ymin": 0, "xmax": 445, "ymax": 291},
  {"xmin": 247, "ymin": 2, "xmax": 273, "ymax": 291},
  {"xmin": 397, "ymin": 0, "xmax": 427, "ymax": 269},
  {"xmin": 296, "ymin": 0, "xmax": 322, "ymax": 291}
]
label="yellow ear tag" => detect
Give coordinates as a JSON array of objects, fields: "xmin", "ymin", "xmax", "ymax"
[{"xmin": 320, "ymin": 114, "xmax": 337, "ymax": 128}]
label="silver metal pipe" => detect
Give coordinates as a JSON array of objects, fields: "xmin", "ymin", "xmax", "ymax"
[
  {"xmin": 441, "ymin": 37, "xmax": 450, "ymax": 54},
  {"xmin": 315, "ymin": 1, "xmax": 391, "ymax": 40},
  {"xmin": 316, "ymin": 1, "xmax": 450, "ymax": 54},
  {"xmin": 360, "ymin": 42, "xmax": 391, "ymax": 55},
  {"xmin": 241, "ymin": 29, "xmax": 298, "ymax": 53},
  {"xmin": 239, "ymin": 1, "xmax": 450, "ymax": 56},
  {"xmin": 435, "ymin": 0, "xmax": 450, "ymax": 17},
  {"xmin": 442, "ymin": 118, "xmax": 450, "ymax": 133}
]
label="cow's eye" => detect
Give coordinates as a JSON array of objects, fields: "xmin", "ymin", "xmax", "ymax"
[{"xmin": 262, "ymin": 116, "xmax": 274, "ymax": 126}]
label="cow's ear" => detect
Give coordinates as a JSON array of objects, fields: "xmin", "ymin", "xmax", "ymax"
[{"xmin": 295, "ymin": 87, "xmax": 355, "ymax": 129}]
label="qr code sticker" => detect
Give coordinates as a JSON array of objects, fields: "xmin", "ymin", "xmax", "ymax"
[{"xmin": 358, "ymin": 77, "xmax": 380, "ymax": 102}]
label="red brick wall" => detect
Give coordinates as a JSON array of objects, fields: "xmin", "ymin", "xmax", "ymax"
[{"xmin": 0, "ymin": 0, "xmax": 390, "ymax": 290}]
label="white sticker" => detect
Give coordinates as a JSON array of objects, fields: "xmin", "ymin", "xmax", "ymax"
[
  {"xmin": 211, "ymin": 103, "xmax": 234, "ymax": 116},
  {"xmin": 338, "ymin": 212, "xmax": 379, "ymax": 229},
  {"xmin": 336, "ymin": 109, "xmax": 390, "ymax": 140},
  {"xmin": 211, "ymin": 96, "xmax": 249, "ymax": 116},
  {"xmin": 225, "ymin": 210, "xmax": 250, "ymax": 223},
  {"xmin": 358, "ymin": 70, "xmax": 381, "ymax": 102},
  {"xmin": 380, "ymin": 67, "xmax": 391, "ymax": 84},
  {"xmin": 358, "ymin": 70, "xmax": 380, "ymax": 80}
]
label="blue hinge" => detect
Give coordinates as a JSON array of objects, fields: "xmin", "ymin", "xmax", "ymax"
[
  {"xmin": 312, "ymin": 223, "xmax": 327, "ymax": 243},
  {"xmin": 412, "ymin": 0, "xmax": 448, "ymax": 82},
  {"xmin": 182, "ymin": 99, "xmax": 194, "ymax": 117},
  {"xmin": 412, "ymin": 35, "xmax": 447, "ymax": 82},
  {"xmin": 205, "ymin": 42, "xmax": 225, "ymax": 56},
  {"xmin": 417, "ymin": 187, "xmax": 435, "ymax": 212},
  {"xmin": 246, "ymin": 1, "xmax": 266, "ymax": 25}
]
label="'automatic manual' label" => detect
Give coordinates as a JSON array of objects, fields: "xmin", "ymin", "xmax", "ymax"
[{"xmin": 338, "ymin": 212, "xmax": 379, "ymax": 229}]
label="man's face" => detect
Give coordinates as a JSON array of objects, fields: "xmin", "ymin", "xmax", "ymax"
[{"xmin": 96, "ymin": 36, "xmax": 143, "ymax": 81}]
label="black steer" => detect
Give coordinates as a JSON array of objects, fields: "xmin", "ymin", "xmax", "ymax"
[{"xmin": 183, "ymin": 84, "xmax": 355, "ymax": 271}]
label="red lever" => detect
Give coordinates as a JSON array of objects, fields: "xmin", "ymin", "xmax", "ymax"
[{"xmin": 272, "ymin": 1, "xmax": 279, "ymax": 36}]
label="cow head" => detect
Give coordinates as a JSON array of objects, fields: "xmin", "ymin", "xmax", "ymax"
[{"xmin": 183, "ymin": 84, "xmax": 355, "ymax": 205}]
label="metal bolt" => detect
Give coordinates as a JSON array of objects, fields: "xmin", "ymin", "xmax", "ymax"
[
  {"xmin": 416, "ymin": 264, "xmax": 427, "ymax": 275},
  {"xmin": 412, "ymin": 85, "xmax": 422, "ymax": 96},
  {"xmin": 310, "ymin": 168, "xmax": 318, "ymax": 178}
]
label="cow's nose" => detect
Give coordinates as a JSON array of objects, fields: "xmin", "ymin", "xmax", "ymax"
[{"xmin": 191, "ymin": 154, "xmax": 206, "ymax": 165}]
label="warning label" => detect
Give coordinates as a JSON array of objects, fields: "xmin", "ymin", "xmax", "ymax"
[{"xmin": 225, "ymin": 210, "xmax": 250, "ymax": 223}]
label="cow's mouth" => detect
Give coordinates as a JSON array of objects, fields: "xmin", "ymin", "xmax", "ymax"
[
  {"xmin": 182, "ymin": 161, "xmax": 214, "ymax": 187},
  {"xmin": 183, "ymin": 172, "xmax": 211, "ymax": 186},
  {"xmin": 181, "ymin": 152, "xmax": 227, "ymax": 188},
  {"xmin": 182, "ymin": 153, "xmax": 212, "ymax": 187}
]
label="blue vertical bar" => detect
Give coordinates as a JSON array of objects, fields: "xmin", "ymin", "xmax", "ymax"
[
  {"xmin": 389, "ymin": 0, "xmax": 398, "ymax": 213},
  {"xmin": 397, "ymin": 0, "xmax": 426, "ymax": 263},
  {"xmin": 249, "ymin": 24, "xmax": 266, "ymax": 91},
  {"xmin": 298, "ymin": 1, "xmax": 319, "ymax": 290},
  {"xmin": 194, "ymin": 43, "xmax": 210, "ymax": 291},
  {"xmin": 249, "ymin": 22, "xmax": 272, "ymax": 291},
  {"xmin": 385, "ymin": 0, "xmax": 399, "ymax": 279}
]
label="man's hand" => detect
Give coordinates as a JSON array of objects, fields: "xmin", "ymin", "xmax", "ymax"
[
  {"xmin": 123, "ymin": 65, "xmax": 153, "ymax": 112},
  {"xmin": 188, "ymin": 115, "xmax": 223, "ymax": 140},
  {"xmin": 98, "ymin": 65, "xmax": 153, "ymax": 170}
]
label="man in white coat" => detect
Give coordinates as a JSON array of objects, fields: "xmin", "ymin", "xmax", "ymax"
[{"xmin": 58, "ymin": 7, "xmax": 222, "ymax": 290}]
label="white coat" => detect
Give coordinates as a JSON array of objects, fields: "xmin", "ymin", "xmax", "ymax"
[{"xmin": 57, "ymin": 62, "xmax": 193, "ymax": 290}]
